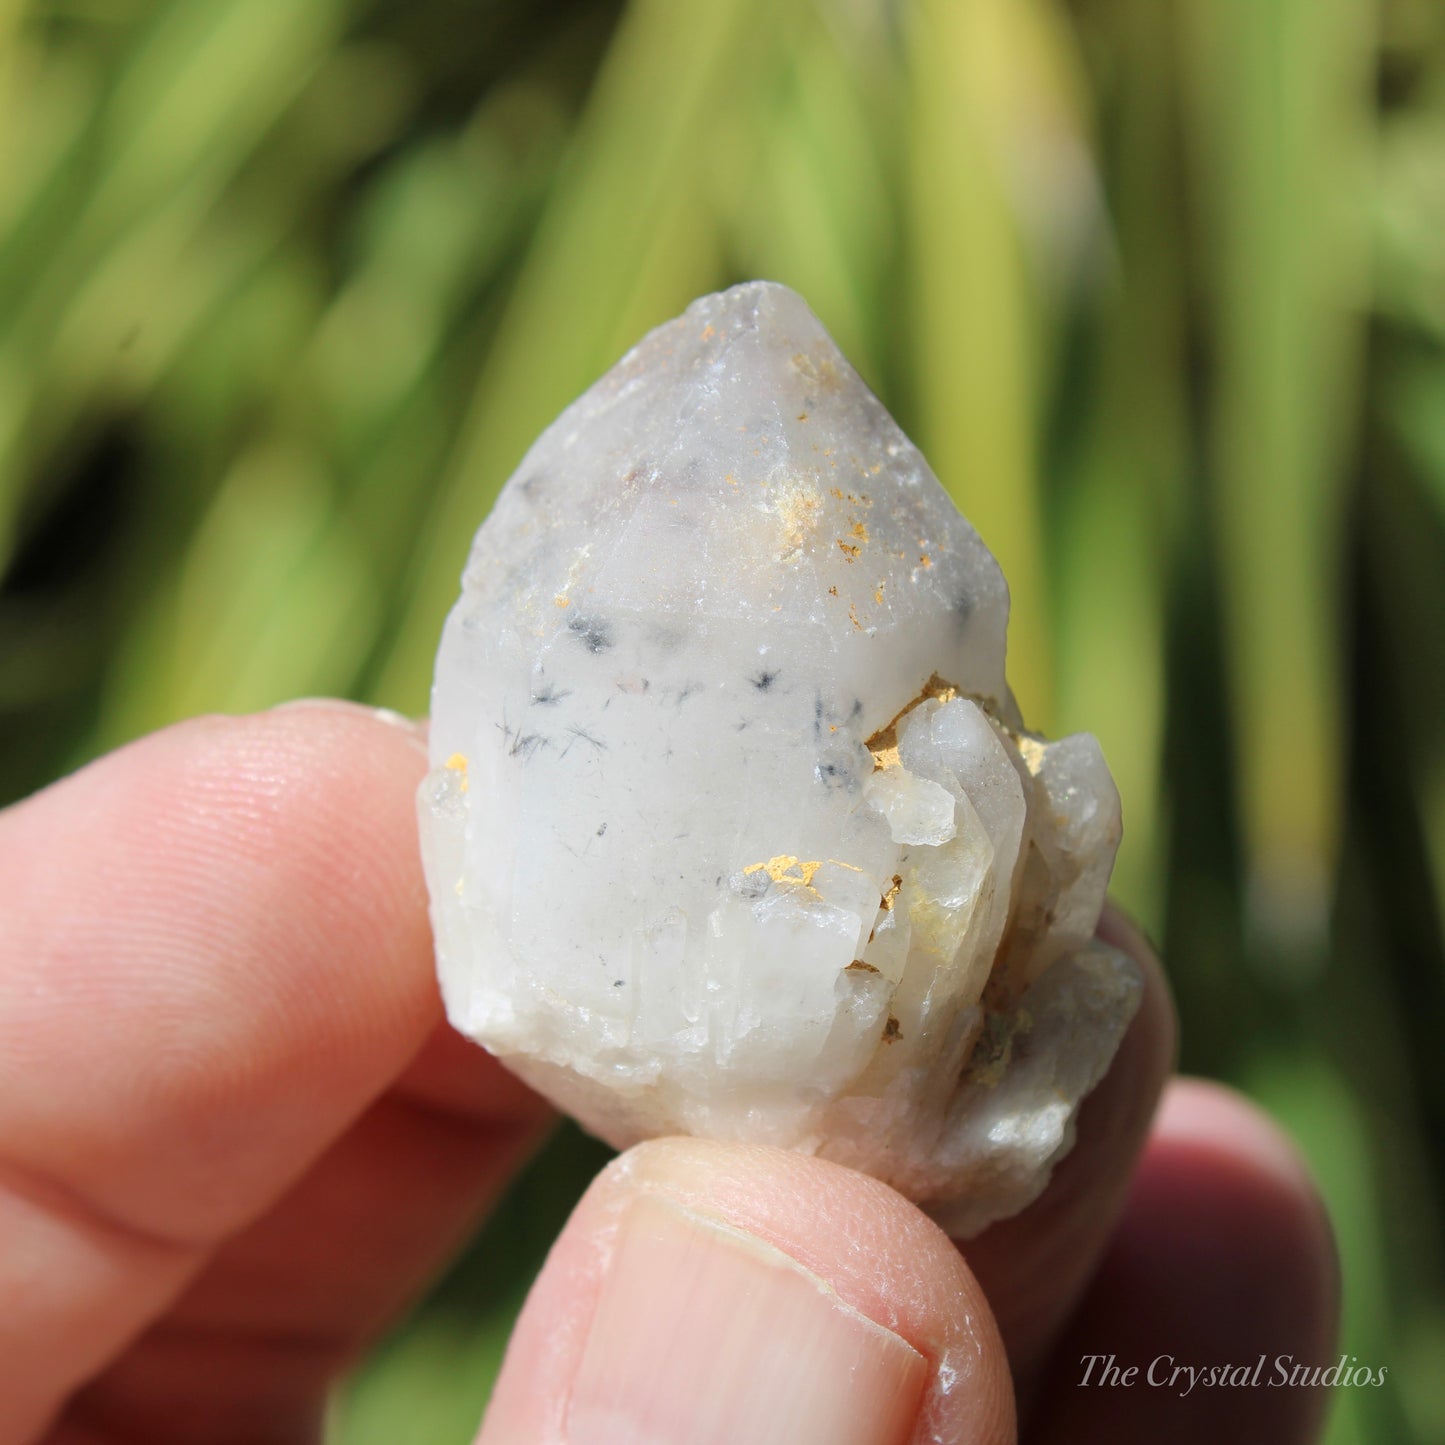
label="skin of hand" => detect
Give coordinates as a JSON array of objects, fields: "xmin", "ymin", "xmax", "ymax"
[{"xmin": 0, "ymin": 702, "xmax": 1339, "ymax": 1445}]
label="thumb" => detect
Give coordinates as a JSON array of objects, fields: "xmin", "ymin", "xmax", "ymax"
[{"xmin": 476, "ymin": 1137, "xmax": 1016, "ymax": 1445}]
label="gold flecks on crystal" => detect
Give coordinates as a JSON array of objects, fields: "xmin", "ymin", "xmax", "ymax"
[
  {"xmin": 880, "ymin": 874, "xmax": 904, "ymax": 911},
  {"xmin": 865, "ymin": 673, "xmax": 960, "ymax": 771},
  {"xmin": 445, "ymin": 753, "xmax": 470, "ymax": 791},
  {"xmin": 741, "ymin": 855, "xmax": 860, "ymax": 901},
  {"xmin": 1015, "ymin": 735, "xmax": 1047, "ymax": 775},
  {"xmin": 790, "ymin": 349, "xmax": 841, "ymax": 390},
  {"xmin": 743, "ymin": 855, "xmax": 823, "ymax": 888},
  {"xmin": 777, "ymin": 485, "xmax": 822, "ymax": 549},
  {"xmin": 871, "ymin": 740, "xmax": 901, "ymax": 770}
]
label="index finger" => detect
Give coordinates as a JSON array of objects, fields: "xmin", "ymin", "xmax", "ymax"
[{"xmin": 0, "ymin": 704, "xmax": 541, "ymax": 1441}]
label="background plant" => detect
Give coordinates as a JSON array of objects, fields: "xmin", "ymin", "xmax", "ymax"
[{"xmin": 2, "ymin": 1, "xmax": 1441, "ymax": 1441}]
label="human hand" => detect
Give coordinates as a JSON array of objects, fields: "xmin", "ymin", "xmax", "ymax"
[{"xmin": 0, "ymin": 703, "xmax": 1337, "ymax": 1444}]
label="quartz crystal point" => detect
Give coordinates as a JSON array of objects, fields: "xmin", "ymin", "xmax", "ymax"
[{"xmin": 420, "ymin": 281, "xmax": 1142, "ymax": 1235}]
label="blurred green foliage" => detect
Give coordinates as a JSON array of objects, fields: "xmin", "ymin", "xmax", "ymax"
[{"xmin": 2, "ymin": 0, "xmax": 1443, "ymax": 1440}]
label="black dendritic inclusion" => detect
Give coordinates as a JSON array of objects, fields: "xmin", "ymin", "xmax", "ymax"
[
  {"xmin": 561, "ymin": 724, "xmax": 606, "ymax": 757},
  {"xmin": 568, "ymin": 614, "xmax": 613, "ymax": 653},
  {"xmin": 498, "ymin": 713, "xmax": 548, "ymax": 761},
  {"xmin": 509, "ymin": 730, "xmax": 546, "ymax": 760},
  {"xmin": 749, "ymin": 668, "xmax": 780, "ymax": 692},
  {"xmin": 815, "ymin": 743, "xmax": 861, "ymax": 792},
  {"xmin": 531, "ymin": 680, "xmax": 570, "ymax": 706}
]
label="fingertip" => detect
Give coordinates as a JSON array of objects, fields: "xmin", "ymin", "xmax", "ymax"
[
  {"xmin": 265, "ymin": 697, "xmax": 430, "ymax": 761},
  {"xmin": 1029, "ymin": 1078, "xmax": 1339, "ymax": 1445},
  {"xmin": 1153, "ymin": 1080, "xmax": 1325, "ymax": 1208},
  {"xmin": 1147, "ymin": 1078, "xmax": 1341, "ymax": 1335},
  {"xmin": 479, "ymin": 1138, "xmax": 1016, "ymax": 1445}
]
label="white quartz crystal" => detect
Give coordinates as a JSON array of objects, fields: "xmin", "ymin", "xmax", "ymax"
[{"xmin": 420, "ymin": 281, "xmax": 1142, "ymax": 1235}]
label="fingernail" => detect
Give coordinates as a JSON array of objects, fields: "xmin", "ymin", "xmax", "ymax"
[{"xmin": 567, "ymin": 1194, "xmax": 927, "ymax": 1445}]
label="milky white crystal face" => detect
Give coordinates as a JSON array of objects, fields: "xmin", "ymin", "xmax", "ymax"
[{"xmin": 420, "ymin": 281, "xmax": 1141, "ymax": 1235}]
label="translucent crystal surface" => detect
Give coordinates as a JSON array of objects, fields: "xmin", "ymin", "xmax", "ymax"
[{"xmin": 420, "ymin": 281, "xmax": 1142, "ymax": 1235}]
